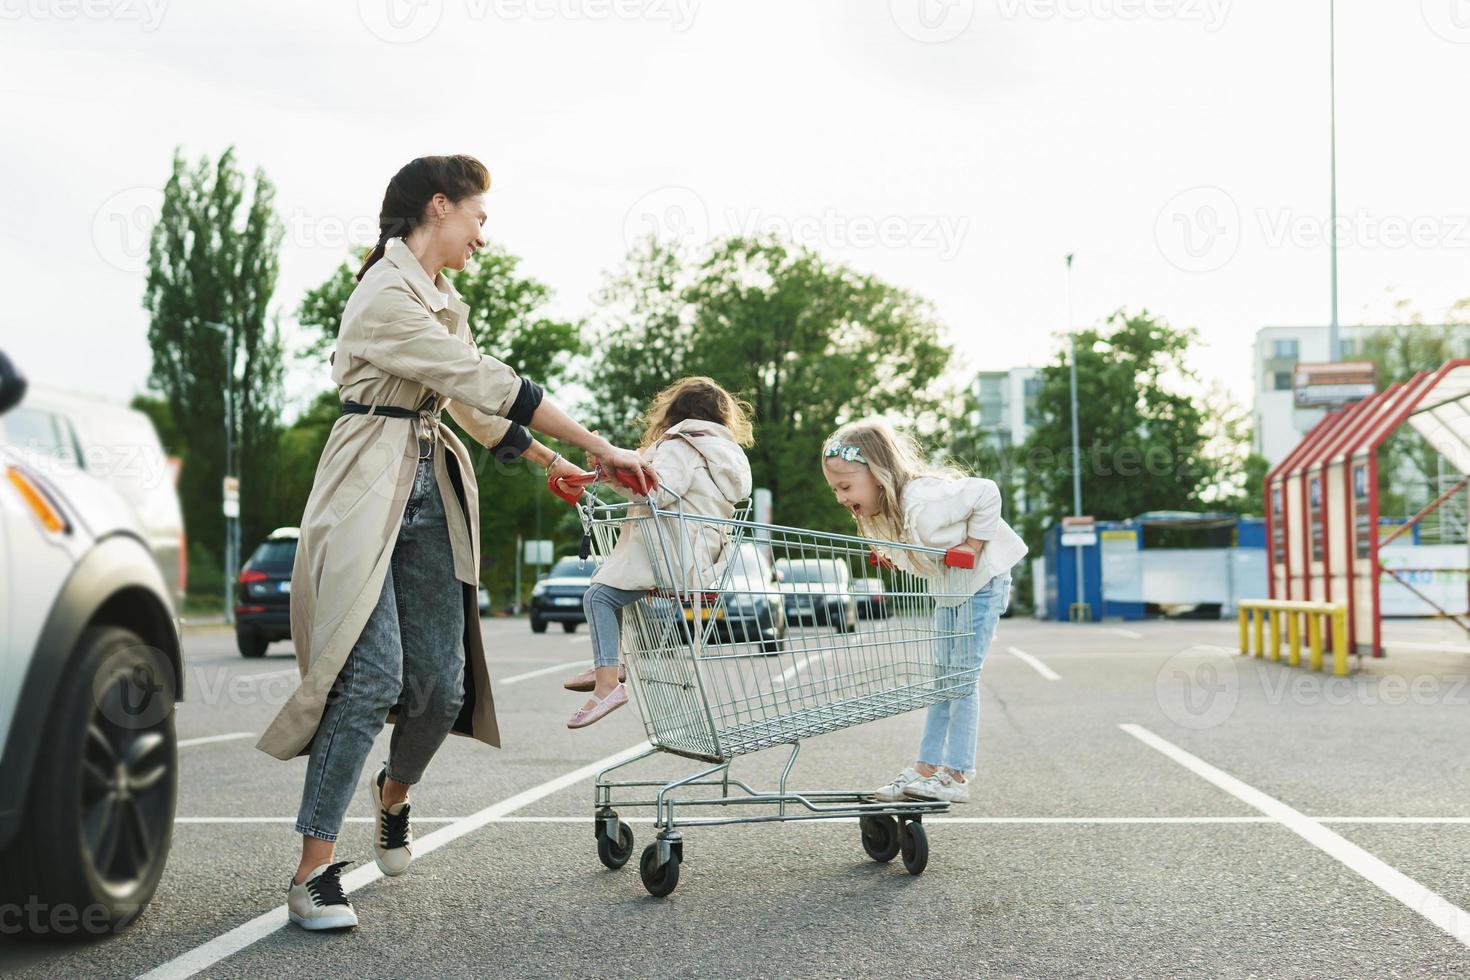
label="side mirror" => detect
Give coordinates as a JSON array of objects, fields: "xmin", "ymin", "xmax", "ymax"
[{"xmin": 0, "ymin": 351, "xmax": 26, "ymax": 416}]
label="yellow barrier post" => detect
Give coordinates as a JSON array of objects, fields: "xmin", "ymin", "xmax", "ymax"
[
  {"xmin": 1269, "ymin": 609, "xmax": 1282, "ymax": 662},
  {"xmin": 1331, "ymin": 608, "xmax": 1349, "ymax": 677},
  {"xmin": 1238, "ymin": 606, "xmax": 1248, "ymax": 654},
  {"xmin": 1252, "ymin": 607, "xmax": 1264, "ymax": 658},
  {"xmin": 1286, "ymin": 610, "xmax": 1301, "ymax": 666},
  {"xmin": 1307, "ymin": 612, "xmax": 1323, "ymax": 671}
]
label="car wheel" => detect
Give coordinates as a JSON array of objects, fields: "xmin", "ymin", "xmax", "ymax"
[
  {"xmin": 531, "ymin": 615, "xmax": 548, "ymax": 634},
  {"xmin": 236, "ymin": 630, "xmax": 268, "ymax": 658},
  {"xmin": 0, "ymin": 626, "xmax": 177, "ymax": 936},
  {"xmin": 563, "ymin": 622, "xmax": 578, "ymax": 634}
]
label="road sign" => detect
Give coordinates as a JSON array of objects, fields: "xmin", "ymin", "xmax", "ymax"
[
  {"xmin": 222, "ymin": 476, "xmax": 240, "ymax": 517},
  {"xmin": 524, "ymin": 539, "xmax": 553, "ymax": 565},
  {"xmin": 1060, "ymin": 515, "xmax": 1097, "ymax": 547},
  {"xmin": 1293, "ymin": 361, "xmax": 1376, "ymax": 408}
]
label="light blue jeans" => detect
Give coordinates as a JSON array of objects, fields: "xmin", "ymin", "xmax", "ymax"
[
  {"xmin": 917, "ymin": 572, "xmax": 1011, "ymax": 777},
  {"xmin": 583, "ymin": 582, "xmax": 646, "ymax": 669}
]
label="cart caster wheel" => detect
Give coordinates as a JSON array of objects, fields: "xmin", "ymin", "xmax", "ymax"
[
  {"xmin": 639, "ymin": 842, "xmax": 681, "ymax": 897},
  {"xmin": 900, "ymin": 820, "xmax": 929, "ymax": 876},
  {"xmin": 597, "ymin": 822, "xmax": 636, "ymax": 870},
  {"xmin": 860, "ymin": 814, "xmax": 900, "ymax": 863}
]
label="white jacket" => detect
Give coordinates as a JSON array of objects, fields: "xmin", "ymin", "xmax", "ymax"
[
  {"xmin": 891, "ymin": 476, "xmax": 1028, "ymax": 601},
  {"xmin": 591, "ymin": 419, "xmax": 753, "ymax": 592}
]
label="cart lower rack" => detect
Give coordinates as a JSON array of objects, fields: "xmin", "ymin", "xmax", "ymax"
[{"xmin": 557, "ymin": 471, "xmax": 989, "ymax": 896}]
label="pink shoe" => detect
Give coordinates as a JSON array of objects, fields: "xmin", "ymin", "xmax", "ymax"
[
  {"xmin": 563, "ymin": 665, "xmax": 626, "ymax": 692},
  {"xmin": 566, "ymin": 684, "xmax": 628, "ymax": 729}
]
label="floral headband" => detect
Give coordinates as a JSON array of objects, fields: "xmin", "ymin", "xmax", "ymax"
[{"xmin": 823, "ymin": 440, "xmax": 868, "ymax": 465}]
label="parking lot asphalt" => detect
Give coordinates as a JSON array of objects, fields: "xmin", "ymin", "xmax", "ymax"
[{"xmin": 5, "ymin": 614, "xmax": 1470, "ymax": 978}]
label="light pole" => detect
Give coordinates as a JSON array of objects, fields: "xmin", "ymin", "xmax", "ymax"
[
  {"xmin": 1066, "ymin": 254, "xmax": 1088, "ymax": 620},
  {"xmin": 202, "ymin": 319, "xmax": 237, "ymax": 625},
  {"xmin": 1327, "ymin": 0, "xmax": 1340, "ymax": 362}
]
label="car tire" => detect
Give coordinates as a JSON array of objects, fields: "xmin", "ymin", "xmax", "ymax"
[
  {"xmin": 236, "ymin": 630, "xmax": 268, "ymax": 658},
  {"xmin": 0, "ymin": 625, "xmax": 177, "ymax": 936},
  {"xmin": 531, "ymin": 615, "xmax": 548, "ymax": 634},
  {"xmin": 563, "ymin": 622, "xmax": 578, "ymax": 634}
]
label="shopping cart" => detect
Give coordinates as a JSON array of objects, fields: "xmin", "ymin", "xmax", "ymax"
[{"xmin": 551, "ymin": 468, "xmax": 984, "ymax": 896}]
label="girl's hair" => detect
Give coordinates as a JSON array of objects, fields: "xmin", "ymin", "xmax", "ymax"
[
  {"xmin": 357, "ymin": 155, "xmax": 492, "ymax": 281},
  {"xmin": 639, "ymin": 377, "xmax": 755, "ymax": 448},
  {"xmin": 822, "ymin": 418, "xmax": 963, "ymax": 540}
]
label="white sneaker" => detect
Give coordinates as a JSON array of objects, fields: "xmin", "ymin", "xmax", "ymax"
[
  {"xmin": 371, "ymin": 767, "xmax": 413, "ymax": 876},
  {"xmin": 905, "ymin": 770, "xmax": 970, "ymax": 803},
  {"xmin": 872, "ymin": 767, "xmax": 926, "ymax": 802},
  {"xmin": 287, "ymin": 862, "xmax": 357, "ymax": 930}
]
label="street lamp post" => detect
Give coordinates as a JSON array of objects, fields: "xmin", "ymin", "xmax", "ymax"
[
  {"xmin": 1066, "ymin": 254, "xmax": 1088, "ymax": 620},
  {"xmin": 202, "ymin": 320, "xmax": 237, "ymax": 625},
  {"xmin": 1327, "ymin": 0, "xmax": 1340, "ymax": 362}
]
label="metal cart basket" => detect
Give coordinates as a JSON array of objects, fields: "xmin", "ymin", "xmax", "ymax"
[{"xmin": 553, "ymin": 470, "xmax": 985, "ymax": 896}]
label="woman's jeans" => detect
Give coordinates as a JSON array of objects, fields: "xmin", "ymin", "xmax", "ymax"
[
  {"xmin": 917, "ymin": 572, "xmax": 1011, "ymax": 778},
  {"xmin": 295, "ymin": 456, "xmax": 466, "ymax": 842},
  {"xmin": 583, "ymin": 582, "xmax": 646, "ymax": 669}
]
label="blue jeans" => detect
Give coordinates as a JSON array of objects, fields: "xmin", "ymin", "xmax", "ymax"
[
  {"xmin": 583, "ymin": 582, "xmax": 645, "ymax": 669},
  {"xmin": 916, "ymin": 572, "xmax": 1010, "ymax": 777},
  {"xmin": 295, "ymin": 456, "xmax": 466, "ymax": 842}
]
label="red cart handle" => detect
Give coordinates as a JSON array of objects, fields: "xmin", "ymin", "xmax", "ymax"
[
  {"xmin": 547, "ymin": 464, "xmax": 659, "ymax": 506},
  {"xmin": 943, "ymin": 547, "xmax": 976, "ymax": 569}
]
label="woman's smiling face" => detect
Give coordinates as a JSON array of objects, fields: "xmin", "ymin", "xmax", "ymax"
[
  {"xmin": 823, "ymin": 457, "xmax": 881, "ymax": 518},
  {"xmin": 436, "ymin": 192, "xmax": 488, "ymax": 271}
]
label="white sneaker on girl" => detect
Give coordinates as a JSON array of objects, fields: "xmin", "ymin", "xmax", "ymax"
[
  {"xmin": 872, "ymin": 767, "xmax": 926, "ymax": 802},
  {"xmin": 905, "ymin": 770, "xmax": 970, "ymax": 803}
]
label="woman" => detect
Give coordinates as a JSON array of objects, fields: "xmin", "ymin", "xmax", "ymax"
[{"xmin": 255, "ymin": 155, "xmax": 655, "ymax": 931}]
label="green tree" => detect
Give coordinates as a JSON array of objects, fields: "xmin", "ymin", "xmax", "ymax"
[
  {"xmin": 1021, "ymin": 309, "xmax": 1211, "ymax": 527},
  {"xmin": 143, "ymin": 147, "xmax": 285, "ymax": 581},
  {"xmin": 586, "ymin": 235, "xmax": 953, "ymax": 531}
]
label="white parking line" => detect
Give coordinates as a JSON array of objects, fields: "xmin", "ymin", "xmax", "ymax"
[
  {"xmin": 568, "ymin": 634, "xmax": 590, "ymax": 643},
  {"xmin": 177, "ymin": 732, "xmax": 255, "ymax": 748},
  {"xmin": 1007, "ymin": 646, "xmax": 1061, "ymax": 681},
  {"xmin": 234, "ymin": 668, "xmax": 297, "ymax": 682},
  {"xmin": 138, "ymin": 740, "xmax": 652, "ymax": 980},
  {"xmin": 1121, "ymin": 723, "xmax": 1470, "ymax": 949},
  {"xmin": 1106, "ymin": 627, "xmax": 1144, "ymax": 640},
  {"xmin": 499, "ymin": 660, "xmax": 588, "ymax": 686},
  {"xmin": 169, "ymin": 814, "xmax": 1470, "ymax": 826}
]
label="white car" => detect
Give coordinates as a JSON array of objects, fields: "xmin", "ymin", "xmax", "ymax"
[{"xmin": 0, "ymin": 357, "xmax": 183, "ymax": 936}]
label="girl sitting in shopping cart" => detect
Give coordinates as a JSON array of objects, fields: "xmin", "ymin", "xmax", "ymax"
[
  {"xmin": 820, "ymin": 419, "xmax": 1026, "ymax": 803},
  {"xmin": 559, "ymin": 376, "xmax": 755, "ymax": 729}
]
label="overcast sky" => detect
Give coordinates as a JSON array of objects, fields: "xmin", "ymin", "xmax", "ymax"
[{"xmin": 3, "ymin": 0, "xmax": 1467, "ymax": 417}]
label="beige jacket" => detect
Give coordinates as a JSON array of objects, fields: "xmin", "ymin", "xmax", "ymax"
[
  {"xmin": 885, "ymin": 476, "xmax": 1028, "ymax": 604},
  {"xmin": 256, "ymin": 238, "xmax": 534, "ymax": 760},
  {"xmin": 591, "ymin": 419, "xmax": 752, "ymax": 592}
]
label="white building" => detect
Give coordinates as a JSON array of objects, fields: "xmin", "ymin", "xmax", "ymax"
[{"xmin": 972, "ymin": 367, "xmax": 1041, "ymax": 450}]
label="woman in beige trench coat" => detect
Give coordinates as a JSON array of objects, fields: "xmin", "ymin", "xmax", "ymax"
[{"xmin": 264, "ymin": 155, "xmax": 656, "ymax": 931}]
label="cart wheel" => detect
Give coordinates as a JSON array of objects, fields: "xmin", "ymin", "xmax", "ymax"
[
  {"xmin": 597, "ymin": 822, "xmax": 636, "ymax": 870},
  {"xmin": 860, "ymin": 814, "xmax": 900, "ymax": 863},
  {"xmin": 899, "ymin": 820, "xmax": 929, "ymax": 875},
  {"xmin": 639, "ymin": 842, "xmax": 681, "ymax": 897}
]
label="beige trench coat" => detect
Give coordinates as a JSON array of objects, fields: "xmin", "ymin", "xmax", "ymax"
[{"xmin": 256, "ymin": 238, "xmax": 533, "ymax": 760}]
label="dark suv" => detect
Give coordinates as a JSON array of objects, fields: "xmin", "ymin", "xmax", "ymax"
[
  {"xmin": 235, "ymin": 528, "xmax": 298, "ymax": 657},
  {"xmin": 530, "ymin": 555, "xmax": 596, "ymax": 633}
]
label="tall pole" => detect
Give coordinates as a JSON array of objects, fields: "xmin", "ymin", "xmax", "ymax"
[
  {"xmin": 1327, "ymin": 0, "xmax": 1340, "ymax": 362},
  {"xmin": 204, "ymin": 320, "xmax": 236, "ymax": 625},
  {"xmin": 1067, "ymin": 254, "xmax": 1087, "ymax": 618}
]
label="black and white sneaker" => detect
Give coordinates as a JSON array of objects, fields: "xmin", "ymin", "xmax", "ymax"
[
  {"xmin": 287, "ymin": 862, "xmax": 357, "ymax": 931},
  {"xmin": 371, "ymin": 767, "xmax": 413, "ymax": 876}
]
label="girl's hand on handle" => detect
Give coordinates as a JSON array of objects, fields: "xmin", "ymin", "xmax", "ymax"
[{"xmin": 546, "ymin": 457, "xmax": 595, "ymax": 504}]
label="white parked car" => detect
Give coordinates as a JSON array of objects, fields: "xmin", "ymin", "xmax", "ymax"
[
  {"xmin": 0, "ymin": 356, "xmax": 183, "ymax": 936},
  {"xmin": 0, "ymin": 383, "xmax": 187, "ymax": 608}
]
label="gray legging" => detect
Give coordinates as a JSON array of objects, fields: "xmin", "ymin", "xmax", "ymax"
[
  {"xmin": 582, "ymin": 582, "xmax": 646, "ymax": 669},
  {"xmin": 295, "ymin": 456, "xmax": 466, "ymax": 842}
]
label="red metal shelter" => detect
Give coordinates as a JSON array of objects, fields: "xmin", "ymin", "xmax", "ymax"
[{"xmin": 1265, "ymin": 360, "xmax": 1470, "ymax": 657}]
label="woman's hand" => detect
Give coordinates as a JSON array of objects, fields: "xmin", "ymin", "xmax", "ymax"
[
  {"xmin": 597, "ymin": 445, "xmax": 658, "ymax": 494},
  {"xmin": 547, "ymin": 455, "xmax": 592, "ymax": 492}
]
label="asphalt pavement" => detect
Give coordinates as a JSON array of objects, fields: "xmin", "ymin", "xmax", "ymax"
[{"xmin": 5, "ymin": 614, "xmax": 1470, "ymax": 978}]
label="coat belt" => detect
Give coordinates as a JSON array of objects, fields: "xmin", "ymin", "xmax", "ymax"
[{"xmin": 342, "ymin": 396, "xmax": 441, "ymax": 458}]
